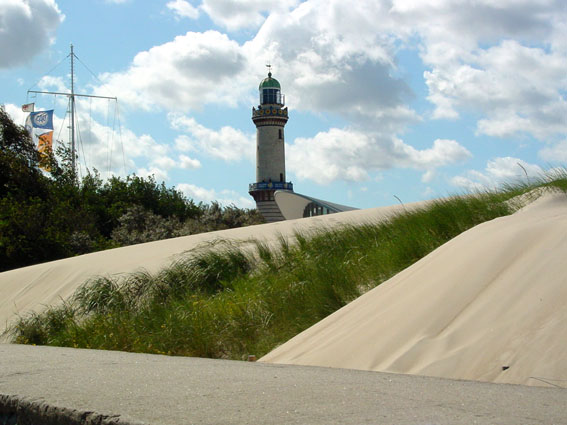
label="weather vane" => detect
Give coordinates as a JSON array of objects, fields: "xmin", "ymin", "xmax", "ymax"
[{"xmin": 266, "ymin": 63, "xmax": 272, "ymax": 77}]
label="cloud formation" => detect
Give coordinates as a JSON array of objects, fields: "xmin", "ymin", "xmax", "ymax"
[
  {"xmin": 12, "ymin": 0, "xmax": 562, "ymax": 189},
  {"xmin": 287, "ymin": 128, "xmax": 471, "ymax": 184},
  {"xmin": 95, "ymin": 31, "xmax": 247, "ymax": 111},
  {"xmin": 167, "ymin": 0, "xmax": 199, "ymax": 19},
  {"xmin": 177, "ymin": 183, "xmax": 255, "ymax": 208},
  {"xmin": 95, "ymin": 0, "xmax": 565, "ymax": 144},
  {"xmin": 451, "ymin": 157, "xmax": 544, "ymax": 192},
  {"xmin": 169, "ymin": 114, "xmax": 255, "ymax": 162},
  {"xmin": 200, "ymin": 0, "xmax": 299, "ymax": 31},
  {"xmin": 0, "ymin": 0, "xmax": 64, "ymax": 68}
]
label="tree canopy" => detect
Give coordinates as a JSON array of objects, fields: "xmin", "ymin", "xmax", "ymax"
[{"xmin": 0, "ymin": 106, "xmax": 263, "ymax": 272}]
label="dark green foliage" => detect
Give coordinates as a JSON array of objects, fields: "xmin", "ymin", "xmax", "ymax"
[
  {"xmin": 0, "ymin": 106, "xmax": 264, "ymax": 271},
  {"xmin": 11, "ymin": 176, "xmax": 566, "ymax": 359},
  {"xmin": 0, "ymin": 107, "xmax": 47, "ymax": 200}
]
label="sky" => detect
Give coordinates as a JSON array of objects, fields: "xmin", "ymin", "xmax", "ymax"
[{"xmin": 1, "ymin": 0, "xmax": 566, "ymax": 210}]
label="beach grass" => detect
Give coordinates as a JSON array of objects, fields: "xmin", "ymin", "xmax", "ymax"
[{"xmin": 7, "ymin": 173, "xmax": 567, "ymax": 359}]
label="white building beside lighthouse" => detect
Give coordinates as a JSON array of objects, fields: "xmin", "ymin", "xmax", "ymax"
[{"xmin": 249, "ymin": 71, "xmax": 356, "ymax": 222}]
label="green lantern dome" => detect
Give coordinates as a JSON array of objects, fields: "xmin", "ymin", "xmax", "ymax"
[{"xmin": 259, "ymin": 72, "xmax": 281, "ymax": 90}]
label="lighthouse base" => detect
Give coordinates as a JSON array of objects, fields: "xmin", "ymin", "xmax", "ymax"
[
  {"xmin": 255, "ymin": 200, "xmax": 285, "ymax": 223},
  {"xmin": 249, "ymin": 182, "xmax": 293, "ymax": 223}
]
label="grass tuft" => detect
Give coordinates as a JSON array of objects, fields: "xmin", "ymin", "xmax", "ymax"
[{"xmin": 6, "ymin": 171, "xmax": 567, "ymax": 358}]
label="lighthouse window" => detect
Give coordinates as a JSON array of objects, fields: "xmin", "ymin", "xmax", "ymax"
[
  {"xmin": 278, "ymin": 129, "xmax": 283, "ymax": 139},
  {"xmin": 261, "ymin": 88, "xmax": 280, "ymax": 104}
]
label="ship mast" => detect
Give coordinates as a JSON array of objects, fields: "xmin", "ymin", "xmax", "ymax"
[
  {"xmin": 28, "ymin": 44, "xmax": 117, "ymax": 177},
  {"xmin": 70, "ymin": 43, "xmax": 76, "ymax": 173}
]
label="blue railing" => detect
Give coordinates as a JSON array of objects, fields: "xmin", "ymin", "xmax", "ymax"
[{"xmin": 249, "ymin": 182, "xmax": 293, "ymax": 192}]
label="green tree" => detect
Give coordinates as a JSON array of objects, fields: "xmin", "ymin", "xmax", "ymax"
[{"xmin": 0, "ymin": 106, "xmax": 263, "ymax": 271}]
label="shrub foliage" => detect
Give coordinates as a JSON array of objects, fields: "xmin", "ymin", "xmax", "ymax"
[{"xmin": 0, "ymin": 106, "xmax": 262, "ymax": 271}]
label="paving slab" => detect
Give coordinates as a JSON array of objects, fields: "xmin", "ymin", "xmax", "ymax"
[{"xmin": 1, "ymin": 344, "xmax": 565, "ymax": 425}]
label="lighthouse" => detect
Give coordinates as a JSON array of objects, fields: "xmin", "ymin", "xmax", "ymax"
[{"xmin": 249, "ymin": 70, "xmax": 293, "ymax": 222}]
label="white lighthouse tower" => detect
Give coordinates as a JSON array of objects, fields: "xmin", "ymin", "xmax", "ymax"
[{"xmin": 249, "ymin": 69, "xmax": 293, "ymax": 222}]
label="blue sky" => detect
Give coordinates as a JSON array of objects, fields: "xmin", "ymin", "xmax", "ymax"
[{"xmin": 1, "ymin": 0, "xmax": 566, "ymax": 209}]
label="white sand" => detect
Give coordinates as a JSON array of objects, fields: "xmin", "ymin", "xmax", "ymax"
[
  {"xmin": 0, "ymin": 201, "xmax": 417, "ymax": 334},
  {"xmin": 5, "ymin": 193, "xmax": 565, "ymax": 388},
  {"xmin": 260, "ymin": 192, "xmax": 567, "ymax": 387}
]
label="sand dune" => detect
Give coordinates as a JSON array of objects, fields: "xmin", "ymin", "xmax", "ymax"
[
  {"xmin": 0, "ymin": 200, "xmax": 419, "ymax": 334},
  {"xmin": 260, "ymin": 192, "xmax": 567, "ymax": 387},
  {"xmin": 4, "ymin": 193, "xmax": 565, "ymax": 388}
]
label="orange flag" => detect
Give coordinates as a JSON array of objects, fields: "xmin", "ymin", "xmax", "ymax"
[{"xmin": 38, "ymin": 131, "xmax": 53, "ymax": 171}]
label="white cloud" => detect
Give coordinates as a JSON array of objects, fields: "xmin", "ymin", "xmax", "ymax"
[
  {"xmin": 151, "ymin": 156, "xmax": 177, "ymax": 170},
  {"xmin": 0, "ymin": 0, "xmax": 64, "ymax": 68},
  {"xmin": 76, "ymin": 0, "xmax": 565, "ymax": 189},
  {"xmin": 421, "ymin": 170, "xmax": 436, "ymax": 183},
  {"xmin": 539, "ymin": 140, "xmax": 567, "ymax": 164},
  {"xmin": 287, "ymin": 128, "xmax": 471, "ymax": 184},
  {"xmin": 200, "ymin": 0, "xmax": 299, "ymax": 31},
  {"xmin": 92, "ymin": 0, "xmax": 420, "ymax": 132},
  {"xmin": 95, "ymin": 31, "xmax": 248, "ymax": 111},
  {"xmin": 177, "ymin": 183, "xmax": 216, "ymax": 202},
  {"xmin": 170, "ymin": 114, "xmax": 254, "ymax": 162},
  {"xmin": 38, "ymin": 75, "xmax": 68, "ymax": 93},
  {"xmin": 245, "ymin": 0, "xmax": 416, "ymax": 130},
  {"xmin": 425, "ymin": 41, "xmax": 567, "ymax": 140},
  {"xmin": 4, "ymin": 103, "xmax": 28, "ymax": 124},
  {"xmin": 177, "ymin": 183, "xmax": 255, "ymax": 208},
  {"xmin": 394, "ymin": 0, "xmax": 567, "ymax": 142},
  {"xmin": 136, "ymin": 167, "xmax": 169, "ymax": 182},
  {"xmin": 72, "ymin": 117, "xmax": 169, "ymax": 180},
  {"xmin": 88, "ymin": 0, "xmax": 565, "ymax": 146},
  {"xmin": 451, "ymin": 157, "xmax": 544, "ymax": 191},
  {"xmin": 167, "ymin": 0, "xmax": 199, "ymax": 19},
  {"xmin": 179, "ymin": 154, "xmax": 201, "ymax": 169}
]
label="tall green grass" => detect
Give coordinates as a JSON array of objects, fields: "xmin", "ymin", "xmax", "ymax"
[{"xmin": 7, "ymin": 173, "xmax": 567, "ymax": 359}]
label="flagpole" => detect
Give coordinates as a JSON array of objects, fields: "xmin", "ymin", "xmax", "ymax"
[
  {"xmin": 70, "ymin": 44, "xmax": 76, "ymax": 175},
  {"xmin": 26, "ymin": 45, "xmax": 117, "ymax": 178}
]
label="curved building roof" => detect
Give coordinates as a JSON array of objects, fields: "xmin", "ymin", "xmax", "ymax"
[
  {"xmin": 274, "ymin": 190, "xmax": 358, "ymax": 220},
  {"xmin": 259, "ymin": 72, "xmax": 281, "ymax": 90}
]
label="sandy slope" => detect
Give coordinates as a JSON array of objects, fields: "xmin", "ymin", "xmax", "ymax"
[
  {"xmin": 260, "ymin": 192, "xmax": 567, "ymax": 387},
  {"xmin": 0, "ymin": 200, "xmax": 422, "ymax": 334}
]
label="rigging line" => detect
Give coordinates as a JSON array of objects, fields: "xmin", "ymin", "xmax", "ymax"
[
  {"xmin": 73, "ymin": 53, "xmax": 104, "ymax": 85},
  {"xmin": 110, "ymin": 99, "xmax": 117, "ymax": 175},
  {"xmin": 74, "ymin": 108, "xmax": 86, "ymax": 180},
  {"xmin": 27, "ymin": 53, "xmax": 71, "ymax": 92},
  {"xmin": 89, "ymin": 98, "xmax": 93, "ymax": 150},
  {"xmin": 77, "ymin": 103, "xmax": 89, "ymax": 177},
  {"xmin": 56, "ymin": 99, "xmax": 68, "ymax": 142},
  {"xmin": 107, "ymin": 99, "xmax": 112, "ymax": 175},
  {"xmin": 116, "ymin": 101, "xmax": 127, "ymax": 175}
]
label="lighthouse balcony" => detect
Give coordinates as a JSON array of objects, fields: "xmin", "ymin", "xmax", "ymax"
[
  {"xmin": 249, "ymin": 181, "xmax": 293, "ymax": 192},
  {"xmin": 252, "ymin": 106, "xmax": 288, "ymax": 118}
]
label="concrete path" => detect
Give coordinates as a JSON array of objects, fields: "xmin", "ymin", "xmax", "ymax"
[{"xmin": 1, "ymin": 345, "xmax": 565, "ymax": 424}]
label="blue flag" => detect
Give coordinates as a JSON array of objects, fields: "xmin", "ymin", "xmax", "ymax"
[{"xmin": 30, "ymin": 110, "xmax": 54, "ymax": 130}]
